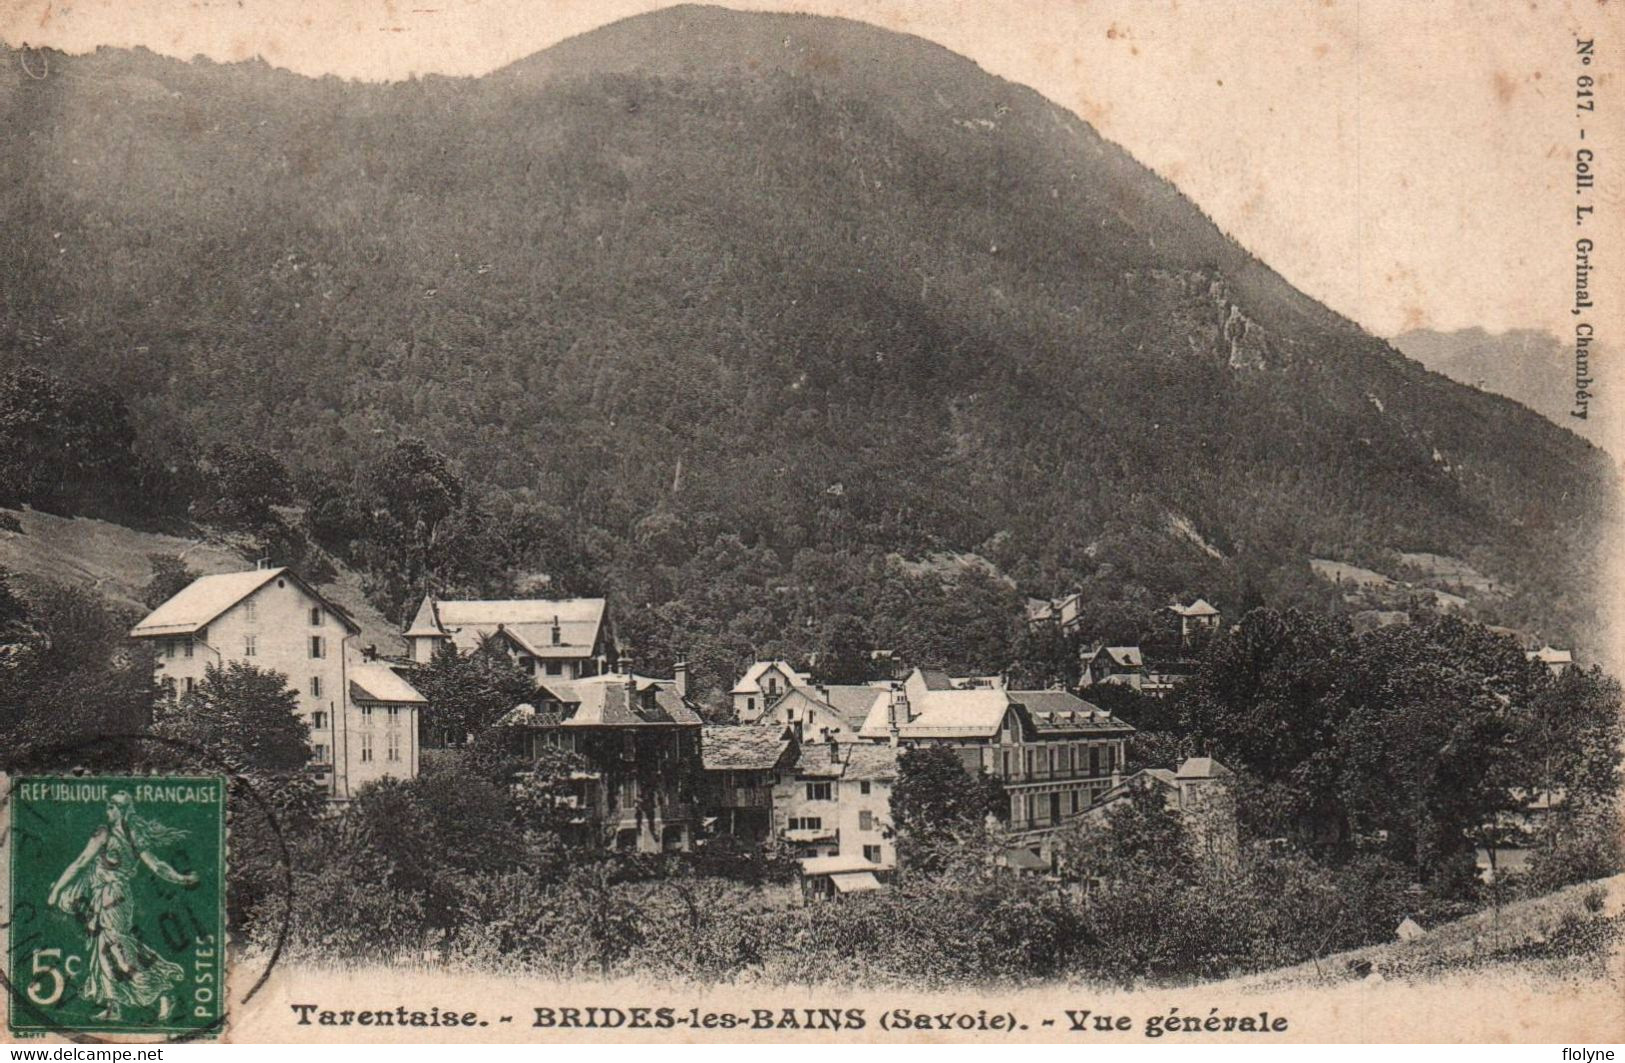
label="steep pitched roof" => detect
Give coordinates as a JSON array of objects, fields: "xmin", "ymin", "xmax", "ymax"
[
  {"xmin": 701, "ymin": 726, "xmax": 793, "ymax": 771},
  {"xmin": 841, "ymin": 743, "xmax": 899, "ymax": 781},
  {"xmin": 524, "ymin": 672, "xmax": 701, "ymax": 727},
  {"xmin": 1171, "ymin": 599, "xmax": 1220, "ymax": 617},
  {"xmin": 730, "ymin": 660, "xmax": 809, "ymax": 695},
  {"xmin": 774, "ymin": 684, "xmax": 886, "ymax": 731},
  {"xmin": 1094, "ymin": 646, "xmax": 1144, "ymax": 667},
  {"xmin": 423, "ymin": 597, "xmax": 608, "ymax": 657},
  {"xmin": 403, "ymin": 594, "xmax": 444, "ymax": 638},
  {"xmin": 1176, "ymin": 757, "xmax": 1230, "ymax": 780},
  {"xmin": 349, "ymin": 662, "xmax": 427, "ymax": 705},
  {"xmin": 130, "ymin": 568, "xmax": 360, "ymax": 638}
]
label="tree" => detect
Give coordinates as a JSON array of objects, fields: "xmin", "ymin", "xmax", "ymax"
[
  {"xmin": 142, "ymin": 554, "xmax": 198, "ymax": 610},
  {"xmin": 368, "ymin": 439, "xmax": 467, "ymax": 588},
  {"xmin": 194, "ymin": 442, "xmax": 294, "ymax": 532},
  {"xmin": 808, "ymin": 612, "xmax": 878, "ymax": 684},
  {"xmin": 410, "ymin": 641, "xmax": 533, "ymax": 748},
  {"xmin": 0, "ymin": 575, "xmax": 156, "ymax": 769},
  {"xmin": 155, "ymin": 662, "xmax": 314, "ymax": 774},
  {"xmin": 890, "ymin": 745, "xmax": 1005, "ymax": 872}
]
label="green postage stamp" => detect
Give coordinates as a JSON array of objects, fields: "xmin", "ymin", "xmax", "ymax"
[{"xmin": 6, "ymin": 776, "xmax": 226, "ymax": 1039}]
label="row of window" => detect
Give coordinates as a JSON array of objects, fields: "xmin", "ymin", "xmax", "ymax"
[
  {"xmin": 1001, "ymin": 742, "xmax": 1119, "ymax": 779},
  {"xmin": 1010, "ymin": 787, "xmax": 1101, "ymax": 826},
  {"xmin": 310, "ymin": 733, "xmax": 405, "ymax": 764},
  {"xmin": 241, "ymin": 600, "xmax": 325, "ymax": 626},
  {"xmin": 787, "ymin": 811, "xmax": 882, "ymax": 832},
  {"xmin": 240, "ymin": 634, "xmax": 328, "ymax": 658},
  {"xmin": 801, "ymin": 780, "xmax": 874, "ymax": 801}
]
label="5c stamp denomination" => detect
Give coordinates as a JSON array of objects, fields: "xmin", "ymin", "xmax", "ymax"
[{"xmin": 6, "ymin": 777, "xmax": 226, "ymax": 1039}]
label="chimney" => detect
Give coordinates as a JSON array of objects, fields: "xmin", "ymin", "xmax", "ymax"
[
  {"xmin": 551, "ymin": 614, "xmax": 562, "ymax": 646},
  {"xmin": 674, "ymin": 659, "xmax": 689, "ymax": 698},
  {"xmin": 887, "ymin": 683, "xmax": 908, "ymax": 747}
]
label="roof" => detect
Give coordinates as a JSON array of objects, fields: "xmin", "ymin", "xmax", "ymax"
[
  {"xmin": 349, "ymin": 662, "xmax": 427, "ymax": 705},
  {"xmin": 858, "ymin": 688, "xmax": 1011, "ymax": 739},
  {"xmin": 1002, "ymin": 847, "xmax": 1050, "ymax": 871},
  {"xmin": 917, "ymin": 668, "xmax": 957, "ymax": 691},
  {"xmin": 1176, "ymin": 757, "xmax": 1230, "ymax": 780},
  {"xmin": 730, "ymin": 660, "xmax": 809, "ymax": 695},
  {"xmin": 1015, "ymin": 690, "xmax": 1136, "ymax": 735},
  {"xmin": 413, "ymin": 597, "xmax": 607, "ymax": 657},
  {"xmin": 774, "ymin": 684, "xmax": 886, "ymax": 731},
  {"xmin": 830, "ymin": 870, "xmax": 883, "ymax": 893},
  {"xmin": 1171, "ymin": 599, "xmax": 1220, "ymax": 617},
  {"xmin": 1096, "ymin": 646, "xmax": 1144, "ymax": 668},
  {"xmin": 508, "ymin": 672, "xmax": 701, "ymax": 728},
  {"xmin": 403, "ymin": 594, "xmax": 443, "ymax": 638},
  {"xmin": 701, "ymin": 726, "xmax": 793, "ymax": 771},
  {"xmin": 790, "ymin": 743, "xmax": 848, "ymax": 778},
  {"xmin": 841, "ymin": 743, "xmax": 899, "ymax": 782},
  {"xmin": 1528, "ymin": 646, "xmax": 1573, "ymax": 664},
  {"xmin": 799, "ymin": 854, "xmax": 880, "ymax": 876},
  {"xmin": 130, "ymin": 568, "xmax": 360, "ymax": 638}
]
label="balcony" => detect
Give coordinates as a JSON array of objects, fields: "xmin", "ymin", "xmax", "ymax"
[{"xmin": 715, "ymin": 785, "xmax": 773, "ymax": 808}]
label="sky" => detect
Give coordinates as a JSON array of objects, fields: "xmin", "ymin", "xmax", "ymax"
[{"xmin": 0, "ymin": 0, "xmax": 1618, "ymax": 341}]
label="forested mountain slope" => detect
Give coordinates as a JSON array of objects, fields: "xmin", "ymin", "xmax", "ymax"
[{"xmin": 0, "ymin": 5, "xmax": 1615, "ymax": 661}]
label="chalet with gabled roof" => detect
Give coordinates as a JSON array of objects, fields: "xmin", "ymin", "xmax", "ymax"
[
  {"xmin": 131, "ymin": 566, "xmax": 423, "ymax": 800},
  {"xmin": 405, "ymin": 594, "xmax": 614, "ymax": 682},
  {"xmin": 499, "ymin": 669, "xmax": 702, "ymax": 853}
]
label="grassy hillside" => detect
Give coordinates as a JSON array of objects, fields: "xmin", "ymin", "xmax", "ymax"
[
  {"xmin": 0, "ymin": 507, "xmax": 405, "ymax": 654},
  {"xmin": 0, "ymin": 5, "xmax": 1616, "ymax": 657}
]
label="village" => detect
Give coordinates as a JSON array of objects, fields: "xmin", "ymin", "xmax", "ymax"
[
  {"xmin": 131, "ymin": 566, "xmax": 1271, "ymax": 899},
  {"xmin": 131, "ymin": 564, "xmax": 1584, "ymax": 904}
]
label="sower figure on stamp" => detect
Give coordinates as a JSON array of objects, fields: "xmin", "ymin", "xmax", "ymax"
[{"xmin": 46, "ymin": 791, "xmax": 200, "ymax": 1023}]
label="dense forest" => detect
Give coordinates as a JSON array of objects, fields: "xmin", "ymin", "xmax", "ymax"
[{"xmin": 0, "ymin": 5, "xmax": 1618, "ymax": 685}]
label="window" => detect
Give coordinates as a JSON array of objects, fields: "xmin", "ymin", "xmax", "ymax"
[
  {"xmin": 313, "ymin": 744, "xmax": 328, "ymax": 763},
  {"xmin": 360, "ymin": 733, "xmax": 373, "ymax": 762},
  {"xmin": 309, "ymin": 606, "xmax": 322, "ymax": 626},
  {"xmin": 546, "ymin": 661, "xmax": 562, "ymax": 676},
  {"xmin": 161, "ymin": 676, "xmax": 176, "ymax": 693},
  {"xmin": 1010, "ymin": 794, "xmax": 1022, "ymax": 824},
  {"xmin": 243, "ymin": 598, "xmax": 257, "ymax": 621},
  {"xmin": 387, "ymin": 731, "xmax": 401, "ymax": 762},
  {"xmin": 863, "ymin": 844, "xmax": 882, "ymax": 863},
  {"xmin": 360, "ymin": 706, "xmax": 374, "ymax": 724},
  {"xmin": 243, "ymin": 634, "xmax": 257, "ymax": 657},
  {"xmin": 163, "ymin": 640, "xmax": 176, "ymax": 660},
  {"xmin": 183, "ymin": 639, "xmax": 194, "ymax": 659},
  {"xmin": 805, "ymin": 782, "xmax": 832, "ymax": 801},
  {"xmin": 310, "ymin": 635, "xmax": 326, "ymax": 659},
  {"xmin": 787, "ymin": 816, "xmax": 822, "ymax": 832},
  {"xmin": 858, "ymin": 810, "xmax": 873, "ymax": 831},
  {"xmin": 310, "ymin": 676, "xmax": 322, "ymax": 698},
  {"xmin": 1071, "ymin": 790, "xmax": 1081, "ymax": 813},
  {"xmin": 746, "ymin": 696, "xmax": 756, "ymax": 714},
  {"xmin": 1106, "ymin": 744, "xmax": 1118, "ymax": 772},
  {"xmin": 1089, "ymin": 746, "xmax": 1101, "ymax": 776},
  {"xmin": 184, "ymin": 677, "xmax": 195, "ymax": 694},
  {"xmin": 386, "ymin": 706, "xmax": 401, "ymax": 725},
  {"xmin": 312, "ymin": 711, "xmax": 326, "ymax": 730},
  {"xmin": 860, "ymin": 781, "xmax": 871, "ymax": 795}
]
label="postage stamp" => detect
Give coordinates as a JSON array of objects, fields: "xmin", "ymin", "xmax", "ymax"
[{"xmin": 6, "ymin": 776, "xmax": 226, "ymax": 1039}]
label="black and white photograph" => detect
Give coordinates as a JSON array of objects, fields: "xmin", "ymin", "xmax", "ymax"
[{"xmin": 0, "ymin": 0, "xmax": 1619, "ymax": 1046}]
